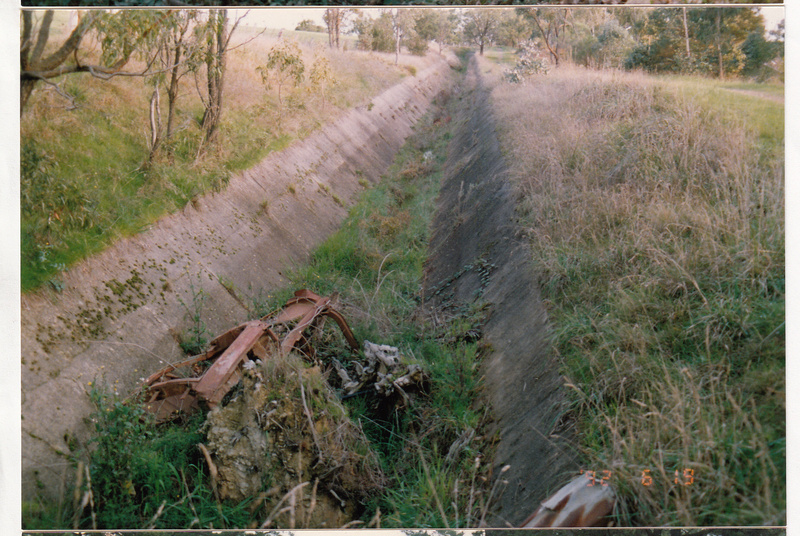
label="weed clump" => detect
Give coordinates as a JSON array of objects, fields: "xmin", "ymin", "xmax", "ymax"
[
  {"xmin": 205, "ymin": 352, "xmax": 385, "ymax": 528},
  {"xmin": 178, "ymin": 282, "xmax": 210, "ymax": 356}
]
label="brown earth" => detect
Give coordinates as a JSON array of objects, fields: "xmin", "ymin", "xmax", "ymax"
[
  {"xmin": 20, "ymin": 58, "xmax": 453, "ymax": 503},
  {"xmin": 422, "ymin": 54, "xmax": 579, "ymax": 527}
]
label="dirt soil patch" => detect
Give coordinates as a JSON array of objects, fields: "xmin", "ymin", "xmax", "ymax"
[
  {"xmin": 20, "ymin": 58, "xmax": 452, "ymax": 503},
  {"xmin": 422, "ymin": 54, "xmax": 579, "ymax": 527}
]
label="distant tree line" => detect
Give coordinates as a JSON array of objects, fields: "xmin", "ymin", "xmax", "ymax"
[
  {"xmin": 20, "ymin": 6, "xmax": 782, "ymax": 136},
  {"xmin": 318, "ymin": 6, "xmax": 781, "ymax": 80}
]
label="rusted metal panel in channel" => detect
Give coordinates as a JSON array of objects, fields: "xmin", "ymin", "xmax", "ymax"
[
  {"xmin": 139, "ymin": 289, "xmax": 360, "ymax": 422},
  {"xmin": 194, "ymin": 320, "xmax": 271, "ymax": 406}
]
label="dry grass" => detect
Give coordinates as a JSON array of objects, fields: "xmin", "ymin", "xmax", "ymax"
[{"xmin": 485, "ymin": 59, "xmax": 784, "ymax": 526}]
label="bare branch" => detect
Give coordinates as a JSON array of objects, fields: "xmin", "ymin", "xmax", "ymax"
[{"xmin": 35, "ymin": 11, "xmax": 98, "ymax": 74}]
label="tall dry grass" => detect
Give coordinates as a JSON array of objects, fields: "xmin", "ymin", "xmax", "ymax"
[{"xmin": 486, "ymin": 59, "xmax": 784, "ymax": 526}]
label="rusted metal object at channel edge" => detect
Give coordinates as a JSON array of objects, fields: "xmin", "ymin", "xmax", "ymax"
[
  {"xmin": 520, "ymin": 472, "xmax": 616, "ymax": 528},
  {"xmin": 142, "ymin": 289, "xmax": 359, "ymax": 422}
]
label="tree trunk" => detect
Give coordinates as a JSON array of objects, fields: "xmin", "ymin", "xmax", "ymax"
[
  {"xmin": 165, "ymin": 25, "xmax": 187, "ymax": 142},
  {"xmin": 682, "ymin": 7, "xmax": 691, "ymax": 60},
  {"xmin": 20, "ymin": 10, "xmax": 95, "ymax": 115},
  {"xmin": 147, "ymin": 84, "xmax": 162, "ymax": 165},
  {"xmin": 531, "ymin": 12, "xmax": 559, "ymax": 66},
  {"xmin": 334, "ymin": 14, "xmax": 340, "ymax": 49},
  {"xmin": 201, "ymin": 10, "xmax": 228, "ymax": 145},
  {"xmin": 716, "ymin": 9, "xmax": 724, "ymax": 79},
  {"xmin": 20, "ymin": 79, "xmax": 37, "ymax": 114}
]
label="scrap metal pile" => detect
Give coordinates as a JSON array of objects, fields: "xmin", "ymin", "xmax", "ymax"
[
  {"xmin": 141, "ymin": 289, "xmax": 426, "ymax": 422},
  {"xmin": 139, "ymin": 288, "xmax": 615, "ymax": 527}
]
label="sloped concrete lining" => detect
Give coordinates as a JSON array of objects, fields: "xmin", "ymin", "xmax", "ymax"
[
  {"xmin": 422, "ymin": 54, "xmax": 579, "ymax": 527},
  {"xmin": 21, "ymin": 58, "xmax": 453, "ymax": 502}
]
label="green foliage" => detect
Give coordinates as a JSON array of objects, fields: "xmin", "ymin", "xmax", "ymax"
[
  {"xmin": 504, "ymin": 41, "xmax": 549, "ymax": 83},
  {"xmin": 82, "ymin": 386, "xmax": 253, "ymax": 529},
  {"xmin": 308, "ymin": 52, "xmax": 336, "ymax": 107},
  {"xmin": 573, "ymin": 19, "xmax": 636, "ymax": 69},
  {"xmin": 624, "ymin": 7, "xmax": 774, "ymax": 78},
  {"xmin": 295, "ymin": 19, "xmax": 325, "ymax": 33},
  {"xmin": 93, "ymin": 10, "xmax": 167, "ymax": 68},
  {"xmin": 258, "ymin": 38, "xmax": 306, "ymax": 107},
  {"xmin": 178, "ymin": 281, "xmax": 210, "ymax": 355},
  {"xmin": 353, "ymin": 11, "xmax": 394, "ymax": 53},
  {"xmin": 462, "ymin": 9, "xmax": 501, "ymax": 55},
  {"xmin": 741, "ymin": 29, "xmax": 783, "ymax": 79}
]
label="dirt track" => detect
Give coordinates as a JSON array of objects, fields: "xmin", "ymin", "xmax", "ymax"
[
  {"xmin": 423, "ymin": 54, "xmax": 578, "ymax": 527},
  {"xmin": 20, "ymin": 59, "xmax": 451, "ymax": 502}
]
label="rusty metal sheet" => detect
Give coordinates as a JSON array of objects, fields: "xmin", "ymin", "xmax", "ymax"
[
  {"xmin": 194, "ymin": 320, "xmax": 270, "ymax": 406},
  {"xmin": 520, "ymin": 473, "xmax": 616, "ymax": 527},
  {"xmin": 140, "ymin": 289, "xmax": 361, "ymax": 422}
]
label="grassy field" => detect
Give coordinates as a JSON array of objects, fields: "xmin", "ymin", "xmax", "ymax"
[
  {"xmin": 485, "ymin": 57, "xmax": 784, "ymax": 526},
  {"xmin": 21, "ymin": 20, "xmax": 431, "ymax": 292}
]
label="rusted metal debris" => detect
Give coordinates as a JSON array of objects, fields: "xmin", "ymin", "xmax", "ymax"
[
  {"xmin": 520, "ymin": 472, "xmax": 616, "ymax": 527},
  {"xmin": 142, "ymin": 289, "xmax": 359, "ymax": 422},
  {"xmin": 333, "ymin": 341, "xmax": 427, "ymax": 401}
]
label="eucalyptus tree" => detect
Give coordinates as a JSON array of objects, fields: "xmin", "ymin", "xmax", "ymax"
[
  {"xmin": 518, "ymin": 8, "xmax": 568, "ymax": 65},
  {"xmin": 323, "ymin": 8, "xmax": 351, "ymax": 50},
  {"xmin": 257, "ymin": 38, "xmax": 305, "ymax": 109},
  {"xmin": 624, "ymin": 7, "xmax": 768, "ymax": 78},
  {"xmin": 391, "ymin": 9, "xmax": 417, "ymax": 65},
  {"xmin": 20, "ymin": 10, "xmax": 167, "ymax": 115},
  {"xmin": 461, "ymin": 8, "xmax": 501, "ymax": 56},
  {"xmin": 430, "ymin": 9, "xmax": 458, "ymax": 55},
  {"xmin": 196, "ymin": 9, "xmax": 243, "ymax": 149},
  {"xmin": 144, "ymin": 11, "xmax": 206, "ymax": 163}
]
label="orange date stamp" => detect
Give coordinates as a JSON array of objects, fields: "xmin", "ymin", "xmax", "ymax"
[{"xmin": 579, "ymin": 468, "xmax": 696, "ymax": 487}]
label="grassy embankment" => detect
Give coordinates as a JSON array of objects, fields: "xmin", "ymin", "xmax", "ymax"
[
  {"xmin": 484, "ymin": 55, "xmax": 784, "ymax": 526},
  {"xmin": 21, "ymin": 18, "xmax": 428, "ymax": 292},
  {"xmin": 25, "ymin": 58, "xmax": 499, "ymax": 530}
]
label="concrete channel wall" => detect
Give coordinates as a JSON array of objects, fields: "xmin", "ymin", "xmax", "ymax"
[
  {"xmin": 20, "ymin": 58, "xmax": 453, "ymax": 502},
  {"xmin": 422, "ymin": 55, "xmax": 579, "ymax": 527}
]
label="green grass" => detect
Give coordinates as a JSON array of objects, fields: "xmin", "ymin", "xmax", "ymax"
[
  {"xmin": 482, "ymin": 46, "xmax": 518, "ymax": 67},
  {"xmin": 24, "ymin": 385, "xmax": 256, "ymax": 530},
  {"xmin": 489, "ymin": 60, "xmax": 784, "ymax": 526}
]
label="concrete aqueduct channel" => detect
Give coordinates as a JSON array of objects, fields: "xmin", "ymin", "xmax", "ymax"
[{"xmin": 21, "ymin": 52, "xmax": 577, "ymax": 527}]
